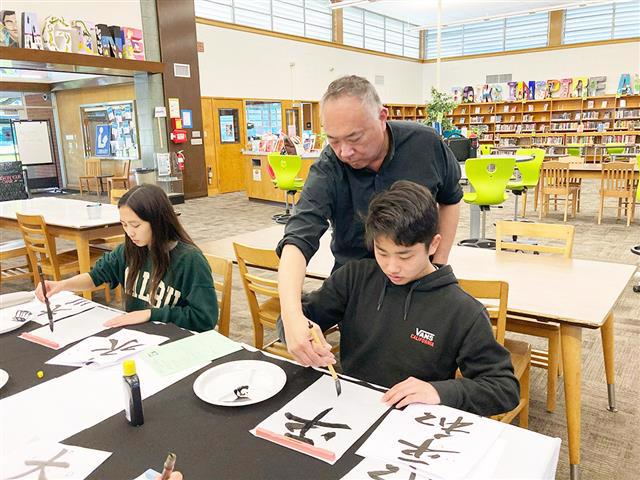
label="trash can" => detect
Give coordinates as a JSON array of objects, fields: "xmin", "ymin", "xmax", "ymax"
[{"xmin": 133, "ymin": 167, "xmax": 156, "ymax": 186}]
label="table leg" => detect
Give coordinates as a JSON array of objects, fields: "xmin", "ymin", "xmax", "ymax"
[
  {"xmin": 561, "ymin": 324, "xmax": 582, "ymax": 480},
  {"xmin": 600, "ymin": 311, "xmax": 617, "ymax": 412},
  {"xmin": 75, "ymin": 235, "xmax": 93, "ymax": 300}
]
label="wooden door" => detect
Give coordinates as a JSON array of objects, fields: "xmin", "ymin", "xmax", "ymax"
[
  {"xmin": 201, "ymin": 98, "xmax": 219, "ymax": 196},
  {"xmin": 203, "ymin": 98, "xmax": 246, "ymax": 194}
]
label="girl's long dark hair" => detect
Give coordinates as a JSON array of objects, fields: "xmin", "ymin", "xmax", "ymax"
[{"xmin": 118, "ymin": 184, "xmax": 195, "ymax": 306}]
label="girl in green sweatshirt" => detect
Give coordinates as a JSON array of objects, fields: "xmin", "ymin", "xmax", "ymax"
[{"xmin": 35, "ymin": 184, "xmax": 218, "ymax": 332}]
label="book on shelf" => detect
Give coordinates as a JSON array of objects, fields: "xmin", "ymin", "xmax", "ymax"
[
  {"xmin": 543, "ymin": 103, "xmax": 549, "ymax": 111},
  {"xmin": 503, "ymin": 105, "xmax": 509, "ymax": 113},
  {"xmin": 527, "ymin": 105, "xmax": 534, "ymax": 112},
  {"xmin": 619, "ymin": 99, "xmax": 626, "ymax": 108},
  {"xmin": 474, "ymin": 107, "xmax": 480, "ymax": 114},
  {"xmin": 601, "ymin": 100, "xmax": 608, "ymax": 108},
  {"xmin": 587, "ymin": 100, "xmax": 594, "ymax": 109}
]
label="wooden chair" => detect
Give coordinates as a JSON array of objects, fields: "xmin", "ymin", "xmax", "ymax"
[
  {"xmin": 233, "ymin": 242, "xmax": 292, "ymax": 359},
  {"xmin": 598, "ymin": 161, "xmax": 637, "ymax": 227},
  {"xmin": 0, "ymin": 239, "xmax": 33, "ymax": 286},
  {"xmin": 496, "ymin": 220, "xmax": 575, "ymax": 412},
  {"xmin": 16, "ymin": 213, "xmax": 111, "ymax": 301},
  {"xmin": 233, "ymin": 242, "xmax": 338, "ymax": 360},
  {"xmin": 539, "ymin": 161, "xmax": 579, "ymax": 222},
  {"xmin": 457, "ymin": 279, "xmax": 531, "ymax": 427},
  {"xmin": 110, "ymin": 188, "xmax": 128, "ymax": 205},
  {"xmin": 79, "ymin": 159, "xmax": 102, "ymax": 196},
  {"xmin": 204, "ymin": 254, "xmax": 233, "ymax": 338},
  {"xmin": 107, "ymin": 160, "xmax": 131, "ymax": 194}
]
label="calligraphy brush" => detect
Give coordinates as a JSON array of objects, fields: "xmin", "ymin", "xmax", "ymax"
[
  {"xmin": 37, "ymin": 265, "xmax": 54, "ymax": 332},
  {"xmin": 308, "ymin": 322, "xmax": 341, "ymax": 396}
]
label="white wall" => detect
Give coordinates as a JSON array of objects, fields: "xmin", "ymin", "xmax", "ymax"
[
  {"xmin": 423, "ymin": 42, "xmax": 640, "ymax": 97},
  {"xmin": 2, "ymin": 1, "xmax": 142, "ymax": 31},
  {"xmin": 196, "ymin": 23, "xmax": 424, "ymax": 104}
]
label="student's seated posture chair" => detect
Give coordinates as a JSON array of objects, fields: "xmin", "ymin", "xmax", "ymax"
[
  {"xmin": 506, "ymin": 148, "xmax": 544, "ymax": 220},
  {"xmin": 203, "ymin": 254, "xmax": 233, "ymax": 338},
  {"xmin": 598, "ymin": 161, "xmax": 637, "ymax": 226},
  {"xmin": 457, "ymin": 279, "xmax": 531, "ymax": 427},
  {"xmin": 0, "ymin": 239, "xmax": 33, "ymax": 286},
  {"xmin": 16, "ymin": 213, "xmax": 111, "ymax": 301},
  {"xmin": 268, "ymin": 153, "xmax": 304, "ymax": 225},
  {"xmin": 538, "ymin": 162, "xmax": 579, "ymax": 222},
  {"xmin": 495, "ymin": 220, "xmax": 575, "ymax": 412},
  {"xmin": 233, "ymin": 242, "xmax": 338, "ymax": 360},
  {"xmin": 458, "ymin": 157, "xmax": 516, "ymax": 249}
]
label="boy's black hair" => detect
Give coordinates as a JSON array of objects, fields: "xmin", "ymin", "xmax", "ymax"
[{"xmin": 364, "ymin": 180, "xmax": 439, "ymax": 250}]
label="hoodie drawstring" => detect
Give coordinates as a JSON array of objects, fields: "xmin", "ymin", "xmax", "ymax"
[
  {"xmin": 403, "ymin": 279, "xmax": 423, "ymax": 321},
  {"xmin": 376, "ymin": 277, "xmax": 388, "ymax": 311}
]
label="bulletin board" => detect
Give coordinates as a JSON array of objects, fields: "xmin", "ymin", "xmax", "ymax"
[{"xmin": 12, "ymin": 120, "xmax": 55, "ymax": 166}]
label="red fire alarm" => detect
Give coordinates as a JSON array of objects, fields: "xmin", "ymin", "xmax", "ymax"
[{"xmin": 171, "ymin": 129, "xmax": 187, "ymax": 143}]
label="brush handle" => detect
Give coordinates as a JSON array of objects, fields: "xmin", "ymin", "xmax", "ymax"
[{"xmin": 308, "ymin": 324, "xmax": 338, "ymax": 381}]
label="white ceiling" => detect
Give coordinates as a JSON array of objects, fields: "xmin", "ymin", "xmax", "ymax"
[{"xmin": 342, "ymin": 0, "xmax": 624, "ymax": 27}]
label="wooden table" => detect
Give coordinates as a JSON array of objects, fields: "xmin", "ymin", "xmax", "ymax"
[
  {"xmin": 199, "ymin": 225, "xmax": 637, "ymax": 479},
  {"xmin": 0, "ymin": 197, "xmax": 123, "ymax": 299}
]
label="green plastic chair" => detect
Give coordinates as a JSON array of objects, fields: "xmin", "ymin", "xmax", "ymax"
[
  {"xmin": 268, "ymin": 153, "xmax": 304, "ymax": 224},
  {"xmin": 459, "ymin": 156, "xmax": 516, "ymax": 248},
  {"xmin": 605, "ymin": 142, "xmax": 626, "ymax": 162},
  {"xmin": 566, "ymin": 143, "xmax": 585, "ymax": 157},
  {"xmin": 507, "ymin": 148, "xmax": 545, "ymax": 219},
  {"xmin": 480, "ymin": 144, "xmax": 493, "ymax": 155}
]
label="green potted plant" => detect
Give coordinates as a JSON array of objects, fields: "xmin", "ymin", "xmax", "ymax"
[{"xmin": 424, "ymin": 87, "xmax": 458, "ymax": 132}]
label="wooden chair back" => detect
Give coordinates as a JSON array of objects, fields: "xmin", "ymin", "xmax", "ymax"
[
  {"xmin": 16, "ymin": 213, "xmax": 62, "ymax": 280},
  {"xmin": 457, "ymin": 279, "xmax": 508, "ymax": 345},
  {"xmin": 85, "ymin": 158, "xmax": 102, "ymax": 176},
  {"xmin": 495, "ymin": 220, "xmax": 575, "ymax": 258},
  {"xmin": 233, "ymin": 242, "xmax": 282, "ymax": 352},
  {"xmin": 115, "ymin": 160, "xmax": 131, "ymax": 178},
  {"xmin": 110, "ymin": 188, "xmax": 128, "ymax": 205},
  {"xmin": 601, "ymin": 161, "xmax": 635, "ymax": 194},
  {"xmin": 540, "ymin": 161, "xmax": 571, "ymax": 195},
  {"xmin": 204, "ymin": 254, "xmax": 233, "ymax": 338}
]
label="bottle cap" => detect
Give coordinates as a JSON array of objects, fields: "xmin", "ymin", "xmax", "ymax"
[{"xmin": 123, "ymin": 359, "xmax": 137, "ymax": 376}]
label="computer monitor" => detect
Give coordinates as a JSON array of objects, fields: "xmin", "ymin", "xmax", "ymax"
[{"xmin": 446, "ymin": 137, "xmax": 476, "ymax": 162}]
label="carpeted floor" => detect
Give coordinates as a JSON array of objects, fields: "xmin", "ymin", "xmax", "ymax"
[{"xmin": 1, "ymin": 180, "xmax": 639, "ymax": 479}]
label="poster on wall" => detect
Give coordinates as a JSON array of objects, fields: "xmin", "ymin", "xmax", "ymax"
[
  {"xmin": 95, "ymin": 124, "xmax": 111, "ymax": 156},
  {"xmin": 220, "ymin": 114, "xmax": 236, "ymax": 143}
]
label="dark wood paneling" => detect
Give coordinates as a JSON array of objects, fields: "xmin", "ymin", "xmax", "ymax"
[
  {"xmin": 0, "ymin": 46, "xmax": 164, "ymax": 76},
  {"xmin": 157, "ymin": 0, "xmax": 207, "ymax": 198},
  {"xmin": 0, "ymin": 82, "xmax": 51, "ymax": 93},
  {"xmin": 24, "ymin": 92, "xmax": 53, "ymax": 107}
]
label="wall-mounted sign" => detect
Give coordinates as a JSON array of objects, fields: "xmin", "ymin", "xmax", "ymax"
[
  {"xmin": 154, "ymin": 106, "xmax": 166, "ymax": 118},
  {"xmin": 168, "ymin": 98, "xmax": 180, "ymax": 119},
  {"xmin": 181, "ymin": 109, "xmax": 193, "ymax": 129},
  {"xmin": 95, "ymin": 124, "xmax": 111, "ymax": 156}
]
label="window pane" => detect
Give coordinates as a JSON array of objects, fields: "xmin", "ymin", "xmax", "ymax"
[
  {"xmin": 386, "ymin": 42, "xmax": 403, "ymax": 55},
  {"xmin": 564, "ymin": 4, "xmax": 613, "ymax": 44},
  {"xmin": 404, "ymin": 46, "xmax": 419, "ymax": 59},
  {"xmin": 385, "ymin": 17, "xmax": 403, "ymax": 33},
  {"xmin": 343, "ymin": 18, "xmax": 363, "ymax": 36},
  {"xmin": 235, "ymin": 0, "xmax": 270, "ymax": 12},
  {"xmin": 273, "ymin": 16, "xmax": 305, "ymax": 35},
  {"xmin": 305, "ymin": 0, "xmax": 330, "ymax": 12},
  {"xmin": 404, "ymin": 33, "xmax": 419, "ymax": 49},
  {"xmin": 365, "ymin": 24, "xmax": 384, "ymax": 41},
  {"xmin": 343, "ymin": 7, "xmax": 363, "ymax": 22},
  {"xmin": 505, "ymin": 12, "xmax": 548, "ymax": 50},
  {"xmin": 614, "ymin": 1, "xmax": 640, "ymax": 39},
  {"xmin": 305, "ymin": 24, "xmax": 331, "ymax": 41},
  {"xmin": 305, "ymin": 9, "xmax": 332, "ymax": 28},
  {"xmin": 344, "ymin": 32, "xmax": 364, "ymax": 48},
  {"xmin": 235, "ymin": 8, "xmax": 271, "ymax": 29},
  {"xmin": 463, "ymin": 19, "xmax": 504, "ymax": 55},
  {"xmin": 195, "ymin": 1, "xmax": 233, "ymax": 22},
  {"xmin": 364, "ymin": 37, "xmax": 385, "ymax": 52},
  {"xmin": 364, "ymin": 11, "xmax": 385, "ymax": 27},
  {"xmin": 385, "ymin": 29, "xmax": 403, "ymax": 44},
  {"xmin": 273, "ymin": 1, "xmax": 304, "ymax": 22}
]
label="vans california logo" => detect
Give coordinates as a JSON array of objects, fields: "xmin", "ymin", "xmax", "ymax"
[{"xmin": 410, "ymin": 328, "xmax": 435, "ymax": 347}]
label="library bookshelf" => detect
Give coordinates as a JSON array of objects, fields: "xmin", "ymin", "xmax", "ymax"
[{"xmin": 446, "ymin": 94, "xmax": 640, "ymax": 159}]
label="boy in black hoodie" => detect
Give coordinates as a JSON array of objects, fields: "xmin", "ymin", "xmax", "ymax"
[{"xmin": 279, "ymin": 180, "xmax": 519, "ymax": 417}]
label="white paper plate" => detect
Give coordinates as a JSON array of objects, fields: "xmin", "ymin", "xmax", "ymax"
[
  {"xmin": 0, "ymin": 369, "xmax": 8, "ymax": 390},
  {"xmin": 193, "ymin": 360, "xmax": 286, "ymax": 407}
]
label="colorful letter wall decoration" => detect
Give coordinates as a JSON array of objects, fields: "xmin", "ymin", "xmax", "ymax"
[
  {"xmin": 587, "ymin": 76, "xmax": 606, "ymax": 97},
  {"xmin": 21, "ymin": 12, "xmax": 42, "ymax": 49},
  {"xmin": 634, "ymin": 74, "xmax": 640, "ymax": 95},
  {"xmin": 558, "ymin": 78, "xmax": 572, "ymax": 98},
  {"xmin": 0, "ymin": 10, "xmax": 19, "ymax": 47},
  {"xmin": 42, "ymin": 16, "xmax": 72, "ymax": 52},
  {"xmin": 123, "ymin": 27, "xmax": 145, "ymax": 60},
  {"xmin": 617, "ymin": 74, "xmax": 632, "ymax": 96},
  {"xmin": 534, "ymin": 81, "xmax": 547, "ymax": 100},
  {"xmin": 462, "ymin": 86, "xmax": 475, "ymax": 103},
  {"xmin": 572, "ymin": 77, "xmax": 588, "ymax": 98},
  {"xmin": 545, "ymin": 79, "xmax": 560, "ymax": 98},
  {"xmin": 72, "ymin": 20, "xmax": 96, "ymax": 55}
]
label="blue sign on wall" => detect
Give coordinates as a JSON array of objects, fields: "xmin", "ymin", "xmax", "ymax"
[{"xmin": 95, "ymin": 124, "xmax": 111, "ymax": 156}]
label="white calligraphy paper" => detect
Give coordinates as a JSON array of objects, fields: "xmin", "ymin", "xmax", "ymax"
[
  {"xmin": 0, "ymin": 291, "xmax": 94, "ymax": 326},
  {"xmin": 0, "ymin": 442, "xmax": 111, "ymax": 480},
  {"xmin": 252, "ymin": 375, "xmax": 389, "ymax": 465},
  {"xmin": 356, "ymin": 404, "xmax": 506, "ymax": 480},
  {"xmin": 47, "ymin": 329, "xmax": 169, "ymax": 368},
  {"xmin": 19, "ymin": 305, "xmax": 119, "ymax": 350}
]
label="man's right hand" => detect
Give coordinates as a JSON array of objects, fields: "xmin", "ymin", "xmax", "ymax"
[
  {"xmin": 34, "ymin": 280, "xmax": 64, "ymax": 303},
  {"xmin": 283, "ymin": 314, "xmax": 335, "ymax": 367}
]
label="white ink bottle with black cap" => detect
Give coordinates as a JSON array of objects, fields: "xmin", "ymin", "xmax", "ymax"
[{"xmin": 122, "ymin": 359, "xmax": 144, "ymax": 426}]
